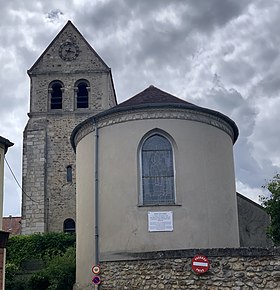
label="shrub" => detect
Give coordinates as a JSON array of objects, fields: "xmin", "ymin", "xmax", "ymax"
[
  {"xmin": 5, "ymin": 233, "xmax": 76, "ymax": 290},
  {"xmin": 6, "ymin": 232, "xmax": 75, "ymax": 265},
  {"xmin": 43, "ymin": 246, "xmax": 76, "ymax": 290},
  {"xmin": 28, "ymin": 273, "xmax": 49, "ymax": 290},
  {"xmin": 5, "ymin": 275, "xmax": 29, "ymax": 290},
  {"xmin": 5, "ymin": 263, "xmax": 19, "ymax": 281}
]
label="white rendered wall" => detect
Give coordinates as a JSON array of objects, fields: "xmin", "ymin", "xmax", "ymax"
[
  {"xmin": 75, "ymin": 116, "xmax": 239, "ymax": 287},
  {"xmin": 75, "ymin": 132, "xmax": 95, "ymax": 288}
]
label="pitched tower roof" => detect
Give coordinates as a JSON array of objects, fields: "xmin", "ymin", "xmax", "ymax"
[{"xmin": 28, "ymin": 20, "xmax": 110, "ymax": 75}]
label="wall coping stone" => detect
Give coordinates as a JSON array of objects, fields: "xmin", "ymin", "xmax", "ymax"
[{"xmin": 102, "ymin": 247, "xmax": 280, "ymax": 262}]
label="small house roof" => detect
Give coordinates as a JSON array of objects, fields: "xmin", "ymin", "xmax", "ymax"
[{"xmin": 0, "ymin": 136, "xmax": 14, "ymax": 154}]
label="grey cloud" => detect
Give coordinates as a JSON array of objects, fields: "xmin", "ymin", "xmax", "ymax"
[
  {"xmin": 198, "ymin": 78, "xmax": 257, "ymax": 137},
  {"xmin": 75, "ymin": 0, "xmax": 131, "ymax": 34},
  {"xmin": 251, "ymin": 74, "xmax": 280, "ymax": 98},
  {"xmin": 47, "ymin": 9, "xmax": 64, "ymax": 22},
  {"xmin": 234, "ymin": 137, "xmax": 278, "ymax": 189},
  {"xmin": 3, "ymin": 147, "xmax": 22, "ymax": 216},
  {"xmin": 253, "ymin": 43, "xmax": 279, "ymax": 72},
  {"xmin": 181, "ymin": 0, "xmax": 250, "ymax": 32},
  {"xmin": 249, "ymin": 98, "xmax": 280, "ymax": 167},
  {"xmin": 74, "ymin": 0, "xmax": 251, "ymax": 77},
  {"xmin": 218, "ymin": 59, "xmax": 255, "ymax": 87}
]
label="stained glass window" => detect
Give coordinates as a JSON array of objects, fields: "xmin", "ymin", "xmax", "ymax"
[{"xmin": 141, "ymin": 134, "xmax": 175, "ymax": 205}]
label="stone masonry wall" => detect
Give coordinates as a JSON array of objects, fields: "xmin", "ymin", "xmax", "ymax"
[
  {"xmin": 45, "ymin": 113, "xmax": 91, "ymax": 232},
  {"xmin": 21, "ymin": 124, "xmax": 46, "ymax": 234},
  {"xmin": 22, "ymin": 21, "xmax": 117, "ymax": 234},
  {"xmin": 22, "ymin": 111, "xmax": 99, "ymax": 233},
  {"xmin": 76, "ymin": 248, "xmax": 280, "ymax": 290},
  {"xmin": 26, "ymin": 71, "xmax": 112, "ymax": 232}
]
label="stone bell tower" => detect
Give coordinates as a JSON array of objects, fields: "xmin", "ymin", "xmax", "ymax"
[{"xmin": 21, "ymin": 21, "xmax": 116, "ymax": 234}]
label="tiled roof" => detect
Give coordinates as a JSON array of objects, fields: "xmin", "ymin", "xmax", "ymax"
[
  {"xmin": 71, "ymin": 85, "xmax": 239, "ymax": 150},
  {"xmin": 117, "ymin": 85, "xmax": 197, "ymax": 108},
  {"xmin": 0, "ymin": 136, "xmax": 14, "ymax": 153},
  {"xmin": 2, "ymin": 216, "xmax": 21, "ymax": 235}
]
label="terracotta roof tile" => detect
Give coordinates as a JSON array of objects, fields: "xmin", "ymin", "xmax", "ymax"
[{"xmin": 2, "ymin": 216, "xmax": 21, "ymax": 235}]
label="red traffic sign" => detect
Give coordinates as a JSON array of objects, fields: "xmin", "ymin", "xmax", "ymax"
[
  {"xmin": 92, "ymin": 276, "xmax": 101, "ymax": 285},
  {"xmin": 92, "ymin": 265, "xmax": 101, "ymax": 275},
  {"xmin": 191, "ymin": 255, "xmax": 209, "ymax": 274}
]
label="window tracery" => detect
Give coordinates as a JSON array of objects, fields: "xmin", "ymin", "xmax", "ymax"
[{"xmin": 140, "ymin": 133, "xmax": 175, "ymax": 205}]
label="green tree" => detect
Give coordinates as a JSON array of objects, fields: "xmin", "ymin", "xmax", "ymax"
[{"xmin": 260, "ymin": 174, "xmax": 280, "ymax": 245}]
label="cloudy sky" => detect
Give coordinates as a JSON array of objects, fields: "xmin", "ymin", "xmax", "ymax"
[{"xmin": 1, "ymin": 0, "xmax": 280, "ymax": 216}]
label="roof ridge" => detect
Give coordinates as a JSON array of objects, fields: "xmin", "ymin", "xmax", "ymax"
[{"xmin": 117, "ymin": 85, "xmax": 195, "ymax": 108}]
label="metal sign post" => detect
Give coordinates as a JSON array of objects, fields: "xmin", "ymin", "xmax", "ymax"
[{"xmin": 92, "ymin": 264, "xmax": 101, "ymax": 287}]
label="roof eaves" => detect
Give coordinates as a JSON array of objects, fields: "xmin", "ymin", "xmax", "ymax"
[
  {"xmin": 97, "ymin": 102, "xmax": 239, "ymax": 142},
  {"xmin": 70, "ymin": 101, "xmax": 239, "ymax": 152},
  {"xmin": 0, "ymin": 136, "xmax": 14, "ymax": 153}
]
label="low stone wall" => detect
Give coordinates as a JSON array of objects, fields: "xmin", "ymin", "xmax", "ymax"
[{"xmin": 94, "ymin": 248, "xmax": 280, "ymax": 290}]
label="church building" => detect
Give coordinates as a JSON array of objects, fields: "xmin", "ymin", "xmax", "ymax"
[
  {"xmin": 71, "ymin": 83, "xmax": 242, "ymax": 287},
  {"xmin": 21, "ymin": 21, "xmax": 271, "ymax": 288}
]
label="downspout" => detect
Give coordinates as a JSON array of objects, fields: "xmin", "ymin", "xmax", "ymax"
[
  {"xmin": 44, "ymin": 129, "xmax": 49, "ymax": 232},
  {"xmin": 93, "ymin": 118, "xmax": 100, "ymax": 266}
]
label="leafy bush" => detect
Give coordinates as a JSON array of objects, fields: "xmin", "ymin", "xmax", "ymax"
[
  {"xmin": 28, "ymin": 273, "xmax": 49, "ymax": 290},
  {"xmin": 5, "ymin": 233, "xmax": 76, "ymax": 290},
  {"xmin": 6, "ymin": 232, "xmax": 75, "ymax": 265},
  {"xmin": 261, "ymin": 174, "xmax": 280, "ymax": 245},
  {"xmin": 5, "ymin": 275, "xmax": 29, "ymax": 290},
  {"xmin": 43, "ymin": 247, "xmax": 76, "ymax": 290},
  {"xmin": 5, "ymin": 263, "xmax": 19, "ymax": 281}
]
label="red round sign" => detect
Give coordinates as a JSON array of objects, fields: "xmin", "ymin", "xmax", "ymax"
[
  {"xmin": 191, "ymin": 255, "xmax": 209, "ymax": 274},
  {"xmin": 92, "ymin": 265, "xmax": 100, "ymax": 275}
]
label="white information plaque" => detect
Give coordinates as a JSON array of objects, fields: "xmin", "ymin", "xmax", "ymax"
[{"xmin": 148, "ymin": 211, "xmax": 173, "ymax": 232}]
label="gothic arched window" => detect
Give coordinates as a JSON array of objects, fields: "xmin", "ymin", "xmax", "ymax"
[
  {"xmin": 63, "ymin": 218, "xmax": 75, "ymax": 233},
  {"xmin": 49, "ymin": 81, "xmax": 63, "ymax": 110},
  {"xmin": 75, "ymin": 80, "xmax": 89, "ymax": 108},
  {"xmin": 140, "ymin": 133, "xmax": 175, "ymax": 205}
]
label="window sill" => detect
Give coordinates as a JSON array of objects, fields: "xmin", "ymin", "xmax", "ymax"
[{"xmin": 137, "ymin": 203, "xmax": 182, "ymax": 207}]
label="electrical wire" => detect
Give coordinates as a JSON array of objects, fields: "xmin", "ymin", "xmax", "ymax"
[{"xmin": 4, "ymin": 156, "xmax": 41, "ymax": 204}]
